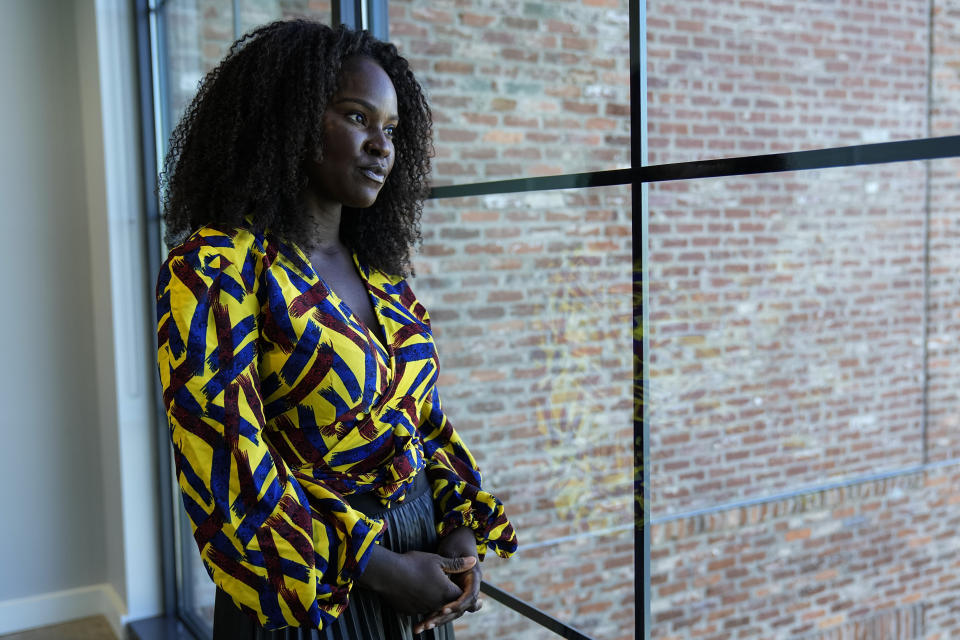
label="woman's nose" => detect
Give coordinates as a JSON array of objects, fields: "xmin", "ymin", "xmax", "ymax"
[{"xmin": 365, "ymin": 130, "xmax": 392, "ymax": 158}]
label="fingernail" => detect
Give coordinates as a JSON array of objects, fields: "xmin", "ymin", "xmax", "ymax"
[
  {"xmin": 443, "ymin": 608, "xmax": 451, "ymax": 614},
  {"xmin": 427, "ymin": 624, "xmax": 435, "ymax": 630}
]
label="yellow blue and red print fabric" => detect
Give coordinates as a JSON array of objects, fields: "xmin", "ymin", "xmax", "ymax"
[{"xmin": 156, "ymin": 225, "xmax": 517, "ymax": 630}]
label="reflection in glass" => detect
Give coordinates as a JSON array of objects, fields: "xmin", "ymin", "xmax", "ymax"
[
  {"xmin": 160, "ymin": 0, "xmax": 332, "ymax": 138},
  {"xmin": 157, "ymin": 2, "xmax": 333, "ymax": 637}
]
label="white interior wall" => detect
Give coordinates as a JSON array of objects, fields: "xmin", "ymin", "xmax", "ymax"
[
  {"xmin": 0, "ymin": 0, "xmax": 162, "ymax": 635},
  {"xmin": 0, "ymin": 0, "xmax": 108, "ymax": 602}
]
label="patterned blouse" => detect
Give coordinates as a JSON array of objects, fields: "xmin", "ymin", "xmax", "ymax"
[{"xmin": 156, "ymin": 225, "xmax": 517, "ymax": 630}]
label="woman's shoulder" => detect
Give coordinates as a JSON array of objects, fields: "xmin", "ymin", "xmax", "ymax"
[
  {"xmin": 156, "ymin": 223, "xmax": 275, "ymax": 299},
  {"xmin": 164, "ymin": 223, "xmax": 265, "ymax": 263}
]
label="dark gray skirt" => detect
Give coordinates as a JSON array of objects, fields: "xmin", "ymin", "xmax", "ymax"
[{"xmin": 212, "ymin": 472, "xmax": 454, "ymax": 640}]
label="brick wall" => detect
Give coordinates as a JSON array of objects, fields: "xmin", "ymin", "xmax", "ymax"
[
  {"xmin": 927, "ymin": 2, "xmax": 960, "ymax": 463},
  {"xmin": 388, "ymin": 0, "xmax": 631, "ymax": 181},
  {"xmin": 387, "ymin": 1, "xmax": 634, "ymax": 637},
  {"xmin": 651, "ymin": 465, "xmax": 958, "ymax": 639},
  {"xmin": 646, "ymin": 0, "xmax": 929, "ymax": 164},
  {"xmin": 647, "ymin": 162, "xmax": 927, "ymax": 513},
  {"xmin": 411, "ymin": 188, "xmax": 634, "ymax": 640},
  {"xmin": 648, "ymin": 0, "xmax": 960, "ymax": 638}
]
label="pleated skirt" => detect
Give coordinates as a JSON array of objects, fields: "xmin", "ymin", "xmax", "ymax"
[{"xmin": 212, "ymin": 472, "xmax": 455, "ymax": 640}]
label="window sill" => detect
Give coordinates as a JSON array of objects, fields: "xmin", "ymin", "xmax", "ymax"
[{"xmin": 128, "ymin": 616, "xmax": 198, "ymax": 640}]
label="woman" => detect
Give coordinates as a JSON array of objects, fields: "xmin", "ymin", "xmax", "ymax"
[{"xmin": 156, "ymin": 20, "xmax": 517, "ymax": 639}]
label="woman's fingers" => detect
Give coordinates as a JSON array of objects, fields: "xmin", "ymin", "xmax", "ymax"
[
  {"xmin": 437, "ymin": 587, "xmax": 473, "ymax": 617},
  {"xmin": 438, "ymin": 554, "xmax": 477, "ymax": 575},
  {"xmin": 415, "ymin": 608, "xmax": 466, "ymax": 633},
  {"xmin": 416, "ymin": 596, "xmax": 484, "ymax": 631},
  {"xmin": 411, "ymin": 553, "xmax": 482, "ymax": 632},
  {"xmin": 414, "ymin": 596, "xmax": 483, "ymax": 633},
  {"xmin": 415, "ymin": 567, "xmax": 481, "ymax": 632}
]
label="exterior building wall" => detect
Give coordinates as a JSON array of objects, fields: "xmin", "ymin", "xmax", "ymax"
[
  {"xmin": 927, "ymin": 3, "xmax": 960, "ymax": 464},
  {"xmin": 651, "ymin": 465, "xmax": 954, "ymax": 639},
  {"xmin": 386, "ymin": 2, "xmax": 633, "ymax": 638},
  {"xmin": 648, "ymin": 1, "xmax": 960, "ymax": 639}
]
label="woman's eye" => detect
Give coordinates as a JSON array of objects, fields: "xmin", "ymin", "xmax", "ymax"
[
  {"xmin": 347, "ymin": 112, "xmax": 366, "ymax": 125},
  {"xmin": 385, "ymin": 124, "xmax": 397, "ymax": 138}
]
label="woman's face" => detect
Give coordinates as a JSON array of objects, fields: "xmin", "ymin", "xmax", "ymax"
[{"xmin": 309, "ymin": 56, "xmax": 399, "ymax": 210}]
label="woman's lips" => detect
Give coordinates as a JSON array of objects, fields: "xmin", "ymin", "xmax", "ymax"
[{"xmin": 359, "ymin": 167, "xmax": 385, "ymax": 184}]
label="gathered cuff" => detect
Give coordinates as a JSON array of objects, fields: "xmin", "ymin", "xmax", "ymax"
[
  {"xmin": 427, "ymin": 464, "xmax": 518, "ymax": 560},
  {"xmin": 311, "ymin": 501, "xmax": 386, "ymax": 613}
]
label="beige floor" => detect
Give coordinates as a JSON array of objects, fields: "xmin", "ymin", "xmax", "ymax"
[{"xmin": 0, "ymin": 617, "xmax": 116, "ymax": 640}]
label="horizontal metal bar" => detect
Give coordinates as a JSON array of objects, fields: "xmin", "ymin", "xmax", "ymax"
[
  {"xmin": 519, "ymin": 523, "xmax": 633, "ymax": 552},
  {"xmin": 428, "ymin": 169, "xmax": 632, "ymax": 199},
  {"xmin": 480, "ymin": 582, "xmax": 597, "ymax": 640},
  {"xmin": 427, "ymin": 135, "xmax": 960, "ymax": 200},
  {"xmin": 649, "ymin": 456, "xmax": 960, "ymax": 526},
  {"xmin": 637, "ymin": 134, "xmax": 960, "ymax": 183}
]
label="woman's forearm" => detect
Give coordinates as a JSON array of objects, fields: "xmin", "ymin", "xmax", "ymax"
[{"xmin": 356, "ymin": 543, "xmax": 399, "ymax": 593}]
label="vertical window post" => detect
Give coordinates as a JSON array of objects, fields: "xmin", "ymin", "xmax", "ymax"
[
  {"xmin": 332, "ymin": 0, "xmax": 388, "ymax": 40},
  {"xmin": 331, "ymin": 0, "xmax": 361, "ymax": 29},
  {"xmin": 629, "ymin": 0, "xmax": 649, "ymax": 637}
]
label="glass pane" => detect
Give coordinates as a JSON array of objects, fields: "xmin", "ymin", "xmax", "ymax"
[
  {"xmin": 929, "ymin": 156, "xmax": 960, "ymax": 461},
  {"xmin": 647, "ymin": 1, "xmax": 932, "ymax": 163},
  {"xmin": 453, "ymin": 594, "xmax": 565, "ymax": 640},
  {"xmin": 158, "ymin": 3, "xmax": 334, "ymax": 637},
  {"xmin": 160, "ymin": 0, "xmax": 332, "ymax": 150},
  {"xmin": 647, "ymin": 160, "xmax": 941, "ymax": 638},
  {"xmin": 648, "ymin": 162, "xmax": 926, "ymax": 517},
  {"xmin": 388, "ymin": 0, "xmax": 631, "ymax": 184},
  {"xmin": 156, "ymin": 4, "xmax": 633, "ymax": 637},
  {"xmin": 415, "ymin": 185, "xmax": 633, "ymax": 638},
  {"xmin": 177, "ymin": 497, "xmax": 215, "ymax": 636},
  {"xmin": 457, "ymin": 530, "xmax": 635, "ymax": 640}
]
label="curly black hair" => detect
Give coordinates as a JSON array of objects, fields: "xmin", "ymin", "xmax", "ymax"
[{"xmin": 160, "ymin": 20, "xmax": 432, "ymax": 276}]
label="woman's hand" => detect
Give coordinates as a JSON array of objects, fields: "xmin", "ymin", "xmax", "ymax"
[
  {"xmin": 415, "ymin": 527, "xmax": 483, "ymax": 634},
  {"xmin": 357, "ymin": 545, "xmax": 476, "ymax": 616}
]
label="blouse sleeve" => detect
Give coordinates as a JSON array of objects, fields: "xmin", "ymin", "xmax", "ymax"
[
  {"xmin": 156, "ymin": 238, "xmax": 383, "ymax": 630},
  {"xmin": 419, "ymin": 384, "xmax": 518, "ymax": 560}
]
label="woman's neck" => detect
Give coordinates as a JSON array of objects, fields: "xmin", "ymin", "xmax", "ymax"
[{"xmin": 300, "ymin": 190, "xmax": 344, "ymax": 255}]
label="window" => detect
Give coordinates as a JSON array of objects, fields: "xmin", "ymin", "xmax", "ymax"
[
  {"xmin": 140, "ymin": 0, "xmax": 960, "ymax": 638},
  {"xmin": 142, "ymin": 1, "xmax": 637, "ymax": 637}
]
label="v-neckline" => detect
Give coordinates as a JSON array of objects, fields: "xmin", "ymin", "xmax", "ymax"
[
  {"xmin": 295, "ymin": 244, "xmax": 391, "ymax": 357},
  {"xmin": 346, "ymin": 253, "xmax": 390, "ymax": 353}
]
